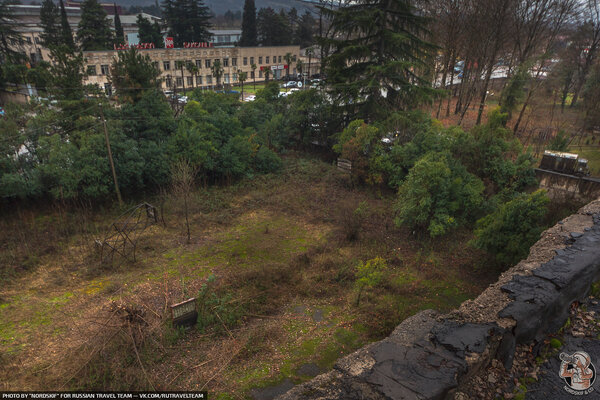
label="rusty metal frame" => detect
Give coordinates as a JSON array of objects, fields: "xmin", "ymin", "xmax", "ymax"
[{"xmin": 96, "ymin": 202, "xmax": 158, "ymax": 265}]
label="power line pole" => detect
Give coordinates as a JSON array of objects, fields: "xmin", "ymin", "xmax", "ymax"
[{"xmin": 99, "ymin": 103, "xmax": 123, "ymax": 207}]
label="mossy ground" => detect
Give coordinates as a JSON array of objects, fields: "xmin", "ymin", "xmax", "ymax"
[{"xmin": 0, "ymin": 155, "xmax": 496, "ymax": 396}]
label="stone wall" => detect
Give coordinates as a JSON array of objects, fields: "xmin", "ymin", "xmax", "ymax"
[
  {"xmin": 277, "ymin": 199, "xmax": 600, "ymax": 400},
  {"xmin": 535, "ymin": 169, "xmax": 600, "ymax": 202}
]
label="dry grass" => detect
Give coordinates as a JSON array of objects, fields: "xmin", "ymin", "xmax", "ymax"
[{"xmin": 0, "ymin": 155, "xmax": 496, "ymax": 397}]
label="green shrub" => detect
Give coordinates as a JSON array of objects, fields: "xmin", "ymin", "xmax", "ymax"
[
  {"xmin": 253, "ymin": 146, "xmax": 282, "ymax": 173},
  {"xmin": 395, "ymin": 152, "xmax": 484, "ymax": 237},
  {"xmin": 354, "ymin": 257, "xmax": 387, "ymax": 306},
  {"xmin": 471, "ymin": 190, "xmax": 550, "ymax": 267}
]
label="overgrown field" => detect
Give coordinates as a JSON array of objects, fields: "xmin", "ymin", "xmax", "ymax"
[{"xmin": 0, "ymin": 156, "xmax": 497, "ymax": 397}]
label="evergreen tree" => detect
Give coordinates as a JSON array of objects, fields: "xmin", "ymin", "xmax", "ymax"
[
  {"xmin": 137, "ymin": 14, "xmax": 164, "ymax": 47},
  {"xmin": 240, "ymin": 0, "xmax": 257, "ymax": 47},
  {"xmin": 287, "ymin": 7, "xmax": 298, "ymax": 41},
  {"xmin": 320, "ymin": 0, "xmax": 436, "ymax": 120},
  {"xmin": 296, "ymin": 11, "xmax": 315, "ymax": 49},
  {"xmin": 48, "ymin": 45, "xmax": 85, "ymax": 100},
  {"xmin": 109, "ymin": 48, "xmax": 161, "ymax": 103},
  {"xmin": 77, "ymin": 0, "xmax": 113, "ymax": 51},
  {"xmin": 40, "ymin": 0, "xmax": 61, "ymax": 48},
  {"xmin": 189, "ymin": 0, "xmax": 211, "ymax": 43},
  {"xmin": 162, "ymin": 0, "xmax": 211, "ymax": 47},
  {"xmin": 0, "ymin": 0, "xmax": 25, "ymax": 61},
  {"xmin": 152, "ymin": 21, "xmax": 165, "ymax": 48},
  {"xmin": 113, "ymin": 3, "xmax": 124, "ymax": 45},
  {"xmin": 257, "ymin": 7, "xmax": 291, "ymax": 46},
  {"xmin": 58, "ymin": 0, "xmax": 74, "ymax": 48}
]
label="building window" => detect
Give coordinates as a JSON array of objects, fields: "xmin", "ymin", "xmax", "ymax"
[
  {"xmin": 224, "ymin": 73, "xmax": 230, "ymax": 84},
  {"xmin": 278, "ymin": 55, "xmax": 282, "ymax": 63},
  {"xmin": 25, "ymin": 37, "xmax": 31, "ymax": 44},
  {"xmin": 250, "ymin": 71, "xmax": 254, "ymax": 79},
  {"xmin": 34, "ymin": 37, "xmax": 41, "ymax": 44},
  {"xmin": 232, "ymin": 58, "xmax": 237, "ymax": 67},
  {"xmin": 87, "ymin": 65, "xmax": 97, "ymax": 75},
  {"xmin": 104, "ymin": 83, "xmax": 112, "ymax": 96},
  {"xmin": 259, "ymin": 70, "xmax": 263, "ymax": 78},
  {"xmin": 250, "ymin": 57, "xmax": 254, "ymax": 65},
  {"xmin": 258, "ymin": 56, "xmax": 262, "ymax": 64},
  {"xmin": 232, "ymin": 73, "xmax": 237, "ymax": 82},
  {"xmin": 166, "ymin": 76, "xmax": 173, "ymax": 88},
  {"xmin": 265, "ymin": 56, "xmax": 269, "ymax": 64},
  {"xmin": 206, "ymin": 75, "xmax": 212, "ymax": 84},
  {"xmin": 196, "ymin": 75, "xmax": 203, "ymax": 85},
  {"xmin": 223, "ymin": 58, "xmax": 229, "ymax": 67},
  {"xmin": 214, "ymin": 58, "xmax": 219, "ymax": 66},
  {"xmin": 176, "ymin": 77, "xmax": 183, "ymax": 87},
  {"xmin": 205, "ymin": 59, "xmax": 211, "ymax": 68},
  {"xmin": 163, "ymin": 61, "xmax": 171, "ymax": 70},
  {"xmin": 196, "ymin": 59, "xmax": 202, "ymax": 68},
  {"xmin": 100, "ymin": 64, "xmax": 109, "ymax": 75},
  {"xmin": 243, "ymin": 57, "xmax": 247, "ymax": 66},
  {"xmin": 187, "ymin": 76, "xmax": 194, "ymax": 86},
  {"xmin": 175, "ymin": 60, "xmax": 184, "ymax": 69},
  {"xmin": 152, "ymin": 62, "xmax": 159, "ymax": 71}
]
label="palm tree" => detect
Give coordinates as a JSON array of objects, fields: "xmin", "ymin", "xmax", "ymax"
[
  {"xmin": 284, "ymin": 52, "xmax": 297, "ymax": 81},
  {"xmin": 238, "ymin": 70, "xmax": 247, "ymax": 100},
  {"xmin": 296, "ymin": 59, "xmax": 304, "ymax": 88},
  {"xmin": 306, "ymin": 47, "xmax": 313, "ymax": 79},
  {"xmin": 186, "ymin": 62, "xmax": 199, "ymax": 89},
  {"xmin": 251, "ymin": 63, "xmax": 257, "ymax": 90},
  {"xmin": 211, "ymin": 59, "xmax": 224, "ymax": 91}
]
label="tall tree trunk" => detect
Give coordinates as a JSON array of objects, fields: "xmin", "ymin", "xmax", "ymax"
[
  {"xmin": 436, "ymin": 50, "xmax": 451, "ymax": 119},
  {"xmin": 476, "ymin": 62, "xmax": 495, "ymax": 125},
  {"xmin": 446, "ymin": 54, "xmax": 456, "ymax": 117}
]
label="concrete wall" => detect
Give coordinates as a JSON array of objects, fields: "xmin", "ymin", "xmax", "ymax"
[
  {"xmin": 277, "ymin": 199, "xmax": 600, "ymax": 400},
  {"xmin": 536, "ymin": 169, "xmax": 600, "ymax": 202},
  {"xmin": 0, "ymin": 90, "xmax": 30, "ymax": 105}
]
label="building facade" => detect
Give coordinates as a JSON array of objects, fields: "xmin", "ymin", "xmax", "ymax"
[
  {"xmin": 7, "ymin": 4, "xmax": 160, "ymax": 64},
  {"xmin": 83, "ymin": 45, "xmax": 301, "ymax": 94}
]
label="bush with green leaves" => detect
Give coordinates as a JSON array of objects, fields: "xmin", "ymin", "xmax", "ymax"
[
  {"xmin": 196, "ymin": 274, "xmax": 244, "ymax": 334},
  {"xmin": 548, "ymin": 131, "xmax": 570, "ymax": 152},
  {"xmin": 471, "ymin": 190, "xmax": 550, "ymax": 267},
  {"xmin": 253, "ymin": 146, "xmax": 282, "ymax": 173},
  {"xmin": 395, "ymin": 151, "xmax": 484, "ymax": 237},
  {"xmin": 333, "ymin": 120, "xmax": 387, "ymax": 185},
  {"xmin": 355, "ymin": 257, "xmax": 387, "ymax": 306}
]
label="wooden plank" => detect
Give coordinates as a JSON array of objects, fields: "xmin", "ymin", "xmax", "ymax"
[
  {"xmin": 171, "ymin": 298, "xmax": 198, "ymax": 327},
  {"xmin": 337, "ymin": 158, "xmax": 352, "ymax": 172}
]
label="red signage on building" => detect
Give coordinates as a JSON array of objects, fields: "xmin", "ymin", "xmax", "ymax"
[
  {"xmin": 165, "ymin": 37, "xmax": 174, "ymax": 49},
  {"xmin": 114, "ymin": 43, "xmax": 156, "ymax": 50},
  {"xmin": 183, "ymin": 42, "xmax": 214, "ymax": 48}
]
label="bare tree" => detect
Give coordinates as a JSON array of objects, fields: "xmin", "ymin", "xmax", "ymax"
[
  {"xmin": 171, "ymin": 159, "xmax": 198, "ymax": 244},
  {"xmin": 570, "ymin": 0, "xmax": 600, "ymax": 107},
  {"xmin": 511, "ymin": 0, "xmax": 578, "ymax": 132}
]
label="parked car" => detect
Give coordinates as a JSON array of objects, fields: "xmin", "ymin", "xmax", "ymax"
[
  {"xmin": 454, "ymin": 60, "xmax": 464, "ymax": 73},
  {"xmin": 282, "ymin": 81, "xmax": 297, "ymax": 88},
  {"xmin": 177, "ymin": 95, "xmax": 188, "ymax": 104},
  {"xmin": 244, "ymin": 94, "xmax": 256, "ymax": 102}
]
